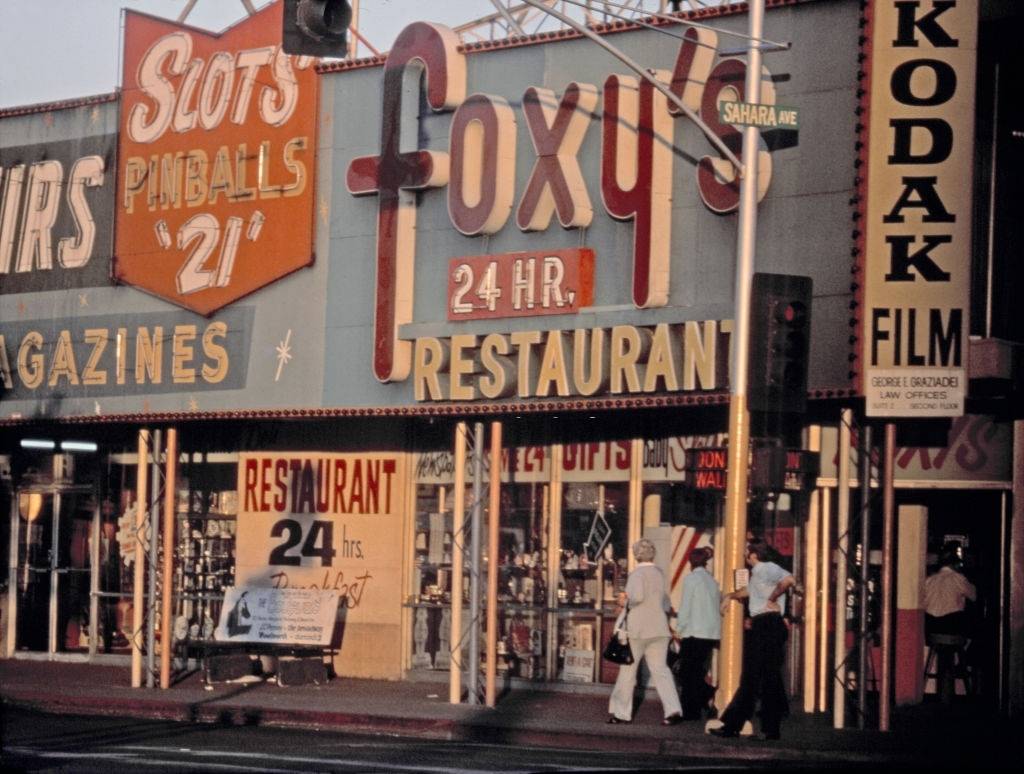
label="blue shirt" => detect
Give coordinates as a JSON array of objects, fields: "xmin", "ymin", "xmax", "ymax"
[
  {"xmin": 676, "ymin": 566, "xmax": 721, "ymax": 640},
  {"xmin": 747, "ymin": 560, "xmax": 792, "ymax": 616}
]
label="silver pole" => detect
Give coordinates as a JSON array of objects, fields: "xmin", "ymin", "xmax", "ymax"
[
  {"xmin": 147, "ymin": 429, "xmax": 161, "ymax": 688},
  {"xmin": 50, "ymin": 491, "xmax": 61, "ymax": 654},
  {"xmin": 833, "ymin": 409, "xmax": 852, "ymax": 728},
  {"xmin": 719, "ymin": 0, "xmax": 765, "ymax": 703},
  {"xmin": 6, "ymin": 490, "xmax": 19, "ymax": 657},
  {"xmin": 857, "ymin": 423, "xmax": 872, "ymax": 728},
  {"xmin": 467, "ymin": 422, "xmax": 485, "ymax": 704},
  {"xmin": 879, "ymin": 422, "xmax": 895, "ymax": 731},
  {"xmin": 450, "ymin": 423, "xmax": 468, "ymax": 704},
  {"xmin": 89, "ymin": 495, "xmax": 101, "ymax": 658}
]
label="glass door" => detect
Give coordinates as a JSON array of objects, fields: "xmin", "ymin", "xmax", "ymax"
[
  {"xmin": 15, "ymin": 489, "xmax": 95, "ymax": 654},
  {"xmin": 16, "ymin": 491, "xmax": 53, "ymax": 652}
]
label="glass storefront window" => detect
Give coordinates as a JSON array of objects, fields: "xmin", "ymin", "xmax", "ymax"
[
  {"xmin": 409, "ymin": 483, "xmax": 458, "ymax": 671},
  {"xmin": 555, "ymin": 480, "xmax": 629, "ymax": 684},
  {"xmin": 496, "ymin": 478, "xmax": 548, "ymax": 681}
]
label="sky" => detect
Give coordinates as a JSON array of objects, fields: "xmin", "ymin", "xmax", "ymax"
[{"xmin": 0, "ymin": 0, "xmax": 496, "ymax": 109}]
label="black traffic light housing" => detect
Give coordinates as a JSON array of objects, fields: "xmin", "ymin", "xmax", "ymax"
[
  {"xmin": 748, "ymin": 273, "xmax": 812, "ymax": 414},
  {"xmin": 282, "ymin": 0, "xmax": 351, "ymax": 57}
]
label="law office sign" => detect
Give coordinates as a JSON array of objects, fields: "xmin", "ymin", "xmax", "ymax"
[
  {"xmin": 114, "ymin": 2, "xmax": 318, "ymax": 316},
  {"xmin": 860, "ymin": 0, "xmax": 976, "ymax": 417}
]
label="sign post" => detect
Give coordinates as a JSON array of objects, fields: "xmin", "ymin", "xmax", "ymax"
[{"xmin": 719, "ymin": 0, "xmax": 766, "ymax": 709}]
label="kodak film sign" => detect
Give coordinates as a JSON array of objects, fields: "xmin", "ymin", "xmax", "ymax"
[
  {"xmin": 861, "ymin": 1, "xmax": 976, "ymax": 416},
  {"xmin": 114, "ymin": 2, "xmax": 317, "ymax": 316}
]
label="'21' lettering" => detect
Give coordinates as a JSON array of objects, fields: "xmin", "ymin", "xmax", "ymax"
[{"xmin": 155, "ymin": 211, "xmax": 266, "ymax": 295}]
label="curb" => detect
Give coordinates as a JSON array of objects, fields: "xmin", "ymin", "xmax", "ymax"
[
  {"xmin": 1, "ymin": 692, "xmax": 667, "ymax": 756},
  {"xmin": 0, "ymin": 689, "xmax": 957, "ymax": 766}
]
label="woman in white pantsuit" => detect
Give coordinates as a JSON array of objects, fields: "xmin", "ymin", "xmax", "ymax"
[{"xmin": 607, "ymin": 538, "xmax": 683, "ymax": 725}]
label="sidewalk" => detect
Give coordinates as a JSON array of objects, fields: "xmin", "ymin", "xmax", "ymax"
[{"xmin": 0, "ymin": 658, "xmax": 1010, "ymax": 768}]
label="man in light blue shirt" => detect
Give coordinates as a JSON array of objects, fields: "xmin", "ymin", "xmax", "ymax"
[
  {"xmin": 674, "ymin": 546, "xmax": 720, "ymax": 720},
  {"xmin": 711, "ymin": 540, "xmax": 796, "ymax": 741}
]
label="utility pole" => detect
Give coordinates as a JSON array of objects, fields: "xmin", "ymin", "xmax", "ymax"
[{"xmin": 718, "ymin": 0, "xmax": 766, "ymax": 705}]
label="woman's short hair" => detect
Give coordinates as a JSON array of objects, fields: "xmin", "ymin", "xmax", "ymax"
[
  {"xmin": 690, "ymin": 547, "xmax": 712, "ymax": 568},
  {"xmin": 632, "ymin": 538, "xmax": 657, "ymax": 562}
]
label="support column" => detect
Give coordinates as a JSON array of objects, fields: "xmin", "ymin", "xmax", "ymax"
[
  {"xmin": 857, "ymin": 424, "xmax": 872, "ymax": 729},
  {"xmin": 131, "ymin": 429, "xmax": 150, "ymax": 688},
  {"xmin": 450, "ymin": 422, "xmax": 467, "ymax": 704},
  {"xmin": 547, "ymin": 444, "xmax": 563, "ymax": 682},
  {"xmin": 879, "ymin": 423, "xmax": 895, "ymax": 730},
  {"xmin": 719, "ymin": 0, "xmax": 765, "ymax": 707},
  {"xmin": 468, "ymin": 423, "xmax": 485, "ymax": 704},
  {"xmin": 802, "ymin": 426, "xmax": 822, "ymax": 713},
  {"xmin": 146, "ymin": 429, "xmax": 161, "ymax": 689},
  {"xmin": 833, "ymin": 409, "xmax": 852, "ymax": 727},
  {"xmin": 1008, "ymin": 419, "xmax": 1023, "ymax": 717},
  {"xmin": 803, "ymin": 488, "xmax": 820, "ymax": 713},
  {"xmin": 818, "ymin": 486, "xmax": 831, "ymax": 712},
  {"xmin": 485, "ymin": 421, "xmax": 502, "ymax": 707},
  {"xmin": 895, "ymin": 504, "xmax": 927, "ymax": 705},
  {"xmin": 160, "ymin": 428, "xmax": 178, "ymax": 690}
]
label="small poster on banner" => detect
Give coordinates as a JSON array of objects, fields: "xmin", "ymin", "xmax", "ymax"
[{"xmin": 214, "ymin": 587, "xmax": 339, "ymax": 646}]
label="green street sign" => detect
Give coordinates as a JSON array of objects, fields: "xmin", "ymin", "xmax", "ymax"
[{"xmin": 719, "ymin": 101, "xmax": 799, "ymax": 130}]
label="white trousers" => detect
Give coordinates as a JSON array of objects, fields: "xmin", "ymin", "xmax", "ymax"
[{"xmin": 607, "ymin": 635, "xmax": 682, "ymax": 721}]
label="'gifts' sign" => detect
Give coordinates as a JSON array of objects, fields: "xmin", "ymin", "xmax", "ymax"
[{"xmin": 114, "ymin": 2, "xmax": 317, "ymax": 315}]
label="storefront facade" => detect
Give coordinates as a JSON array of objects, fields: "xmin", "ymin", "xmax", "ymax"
[{"xmin": 1, "ymin": 0, "xmax": 1020, "ymax": 716}]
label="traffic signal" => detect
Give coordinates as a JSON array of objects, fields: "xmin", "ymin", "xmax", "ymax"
[
  {"xmin": 282, "ymin": 0, "xmax": 351, "ymax": 57},
  {"xmin": 748, "ymin": 273, "xmax": 812, "ymax": 413}
]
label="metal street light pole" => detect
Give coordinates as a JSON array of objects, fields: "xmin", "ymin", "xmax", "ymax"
[{"xmin": 718, "ymin": 0, "xmax": 765, "ymax": 707}]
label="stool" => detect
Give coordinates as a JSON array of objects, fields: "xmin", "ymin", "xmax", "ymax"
[{"xmin": 924, "ymin": 633, "xmax": 971, "ymax": 703}]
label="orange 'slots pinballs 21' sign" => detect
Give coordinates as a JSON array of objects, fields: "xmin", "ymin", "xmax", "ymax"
[{"xmin": 114, "ymin": 3, "xmax": 317, "ymax": 315}]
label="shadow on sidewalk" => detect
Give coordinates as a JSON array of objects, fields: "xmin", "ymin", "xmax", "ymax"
[{"xmin": 6, "ymin": 678, "xmax": 274, "ymax": 750}]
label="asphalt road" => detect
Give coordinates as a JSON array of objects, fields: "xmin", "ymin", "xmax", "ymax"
[{"xmin": 0, "ymin": 707, "xmax": 860, "ymax": 773}]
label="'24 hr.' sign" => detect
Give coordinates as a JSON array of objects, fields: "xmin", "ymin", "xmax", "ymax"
[{"xmin": 114, "ymin": 3, "xmax": 317, "ymax": 316}]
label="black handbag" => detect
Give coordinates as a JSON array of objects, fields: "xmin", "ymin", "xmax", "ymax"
[{"xmin": 602, "ymin": 612, "xmax": 633, "ymax": 665}]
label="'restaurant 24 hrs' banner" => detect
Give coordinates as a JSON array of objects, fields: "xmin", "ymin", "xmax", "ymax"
[
  {"xmin": 861, "ymin": 0, "xmax": 977, "ymax": 417},
  {"xmin": 114, "ymin": 2, "xmax": 317, "ymax": 316},
  {"xmin": 234, "ymin": 452, "xmax": 407, "ymax": 627}
]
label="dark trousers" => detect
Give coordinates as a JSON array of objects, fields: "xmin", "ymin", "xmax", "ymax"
[
  {"xmin": 678, "ymin": 637, "xmax": 717, "ymax": 719},
  {"xmin": 720, "ymin": 613, "xmax": 789, "ymax": 737}
]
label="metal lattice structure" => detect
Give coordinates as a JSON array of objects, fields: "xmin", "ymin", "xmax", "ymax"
[
  {"xmin": 176, "ymin": 1, "xmax": 725, "ymax": 59},
  {"xmin": 451, "ymin": 1, "xmax": 717, "ymax": 45}
]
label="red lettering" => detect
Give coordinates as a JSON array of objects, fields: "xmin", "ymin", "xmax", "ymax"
[
  {"xmin": 366, "ymin": 459, "xmax": 380, "ymax": 514},
  {"xmin": 259, "ymin": 458, "xmax": 272, "ymax": 511},
  {"xmin": 601, "ymin": 71, "xmax": 674, "ymax": 308},
  {"xmin": 346, "ymin": 23, "xmax": 466, "ymax": 383},
  {"xmin": 516, "ymin": 82, "xmax": 596, "ymax": 231},
  {"xmin": 697, "ymin": 58, "xmax": 773, "ymax": 214},
  {"xmin": 273, "ymin": 458, "xmax": 288, "ymax": 512},
  {"xmin": 449, "ymin": 93, "xmax": 515, "ymax": 235},
  {"xmin": 289, "ymin": 459, "xmax": 303, "ymax": 512},
  {"xmin": 243, "ymin": 459, "xmax": 258, "ymax": 511},
  {"xmin": 614, "ymin": 441, "xmax": 630, "ymax": 470},
  {"xmin": 350, "ymin": 460, "xmax": 364, "ymax": 512},
  {"xmin": 315, "ymin": 460, "xmax": 330, "ymax": 513},
  {"xmin": 382, "ymin": 458, "xmax": 396, "ymax": 512},
  {"xmin": 334, "ymin": 459, "xmax": 348, "ymax": 513}
]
